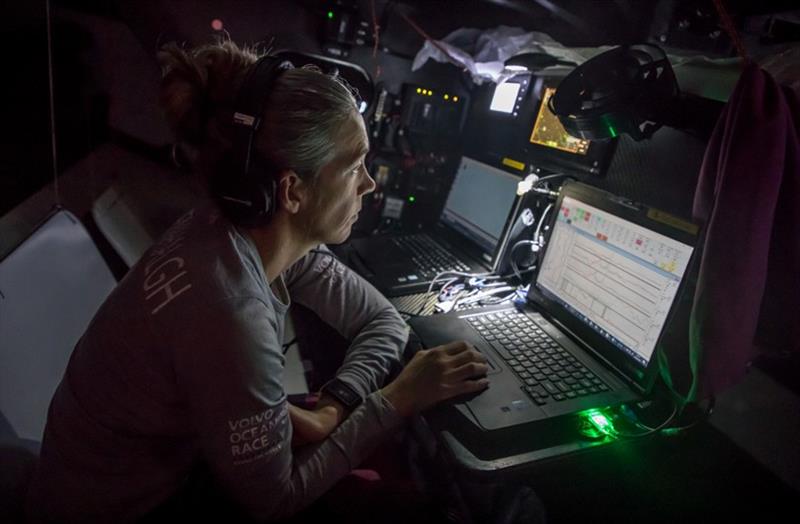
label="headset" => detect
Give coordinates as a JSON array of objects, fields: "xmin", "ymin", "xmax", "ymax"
[{"xmin": 213, "ymin": 55, "xmax": 295, "ymax": 226}]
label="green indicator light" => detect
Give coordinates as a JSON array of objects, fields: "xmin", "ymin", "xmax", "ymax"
[
  {"xmin": 580, "ymin": 408, "xmax": 617, "ymax": 437},
  {"xmin": 600, "ymin": 115, "xmax": 618, "ymax": 138},
  {"xmin": 327, "ymin": 11, "xmax": 334, "ymax": 19},
  {"xmin": 591, "ymin": 413, "xmax": 612, "ymax": 430},
  {"xmin": 408, "ymin": 196, "xmax": 416, "ymax": 203}
]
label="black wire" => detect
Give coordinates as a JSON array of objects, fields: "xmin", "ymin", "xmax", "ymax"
[
  {"xmin": 607, "ymin": 401, "xmax": 679, "ymax": 439},
  {"xmin": 282, "ymin": 337, "xmax": 298, "ymax": 354}
]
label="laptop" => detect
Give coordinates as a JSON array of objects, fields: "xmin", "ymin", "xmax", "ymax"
[
  {"xmin": 351, "ymin": 156, "xmax": 522, "ymax": 297},
  {"xmin": 409, "ymin": 182, "xmax": 699, "ymax": 431}
]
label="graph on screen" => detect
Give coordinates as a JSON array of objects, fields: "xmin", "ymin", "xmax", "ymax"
[{"xmin": 537, "ymin": 196, "xmax": 693, "ymax": 365}]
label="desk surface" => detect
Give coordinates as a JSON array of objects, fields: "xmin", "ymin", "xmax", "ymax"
[{"xmin": 416, "ymin": 403, "xmax": 798, "ymax": 523}]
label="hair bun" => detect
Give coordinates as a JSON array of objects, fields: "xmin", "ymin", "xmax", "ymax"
[{"xmin": 158, "ymin": 41, "xmax": 258, "ymax": 146}]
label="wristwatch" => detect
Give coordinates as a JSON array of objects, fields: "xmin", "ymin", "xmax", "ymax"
[{"xmin": 320, "ymin": 378, "xmax": 363, "ymax": 412}]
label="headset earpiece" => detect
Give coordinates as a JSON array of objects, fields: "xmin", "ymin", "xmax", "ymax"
[{"xmin": 214, "ymin": 55, "xmax": 294, "ymax": 226}]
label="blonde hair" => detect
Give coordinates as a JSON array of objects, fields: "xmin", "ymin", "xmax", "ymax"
[{"xmin": 158, "ymin": 40, "xmax": 360, "ymax": 183}]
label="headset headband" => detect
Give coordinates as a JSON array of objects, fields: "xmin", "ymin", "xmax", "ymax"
[{"xmin": 230, "ymin": 56, "xmax": 294, "ymax": 178}]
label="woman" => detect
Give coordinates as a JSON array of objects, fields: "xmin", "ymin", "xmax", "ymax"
[{"xmin": 27, "ymin": 40, "xmax": 488, "ymax": 523}]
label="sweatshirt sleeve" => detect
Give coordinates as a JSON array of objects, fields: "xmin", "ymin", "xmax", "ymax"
[
  {"xmin": 173, "ymin": 297, "xmax": 404, "ymax": 521},
  {"xmin": 284, "ymin": 246, "xmax": 409, "ymax": 397}
]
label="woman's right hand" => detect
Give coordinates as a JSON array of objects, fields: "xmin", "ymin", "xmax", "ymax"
[{"xmin": 380, "ymin": 340, "xmax": 490, "ymax": 417}]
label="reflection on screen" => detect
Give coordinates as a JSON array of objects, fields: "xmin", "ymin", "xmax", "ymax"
[
  {"xmin": 440, "ymin": 157, "xmax": 519, "ymax": 254},
  {"xmin": 536, "ymin": 196, "xmax": 694, "ymax": 367},
  {"xmin": 529, "ymin": 87, "xmax": 590, "ymax": 155}
]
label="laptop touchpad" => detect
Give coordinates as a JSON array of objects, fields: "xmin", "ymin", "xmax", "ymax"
[
  {"xmin": 473, "ymin": 343, "xmax": 502, "ymax": 375},
  {"xmin": 412, "ymin": 314, "xmax": 503, "ymax": 376}
]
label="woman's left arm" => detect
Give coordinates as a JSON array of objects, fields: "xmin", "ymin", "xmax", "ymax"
[{"xmin": 284, "ymin": 246, "xmax": 409, "ymax": 400}]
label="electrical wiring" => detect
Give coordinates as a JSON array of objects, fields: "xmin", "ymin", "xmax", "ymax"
[
  {"xmin": 281, "ymin": 337, "xmax": 298, "ymax": 355},
  {"xmin": 415, "ymin": 269, "xmax": 501, "ymax": 315},
  {"xmin": 507, "ymin": 201, "xmax": 555, "ymax": 282},
  {"xmin": 368, "ymin": 0, "xmax": 382, "ymax": 78},
  {"xmin": 641, "ymin": 396, "xmax": 716, "ymax": 433},
  {"xmin": 533, "ymin": 202, "xmax": 553, "ymax": 246},
  {"xmin": 450, "ymin": 286, "xmax": 517, "ymax": 311},
  {"xmin": 533, "ymin": 173, "xmax": 572, "ymax": 186},
  {"xmin": 604, "ymin": 400, "xmax": 680, "ymax": 438},
  {"xmin": 397, "ymin": 11, "xmax": 466, "ymax": 71},
  {"xmin": 509, "ymin": 239, "xmax": 538, "ymax": 282}
]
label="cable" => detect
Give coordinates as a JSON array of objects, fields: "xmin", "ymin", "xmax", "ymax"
[
  {"xmin": 605, "ymin": 400, "xmax": 680, "ymax": 439},
  {"xmin": 398, "ymin": 11, "xmax": 466, "ymax": 71},
  {"xmin": 45, "ymin": 0, "xmax": 60, "ymax": 206},
  {"xmin": 416, "ymin": 270, "xmax": 500, "ymax": 315},
  {"xmin": 711, "ymin": 0, "xmax": 749, "ymax": 63},
  {"xmin": 509, "ymin": 239, "xmax": 538, "ymax": 282},
  {"xmin": 282, "ymin": 337, "xmax": 298, "ymax": 355},
  {"xmin": 369, "ymin": 0, "xmax": 382, "ymax": 78},
  {"xmin": 533, "ymin": 173, "xmax": 571, "ymax": 186},
  {"xmin": 533, "ymin": 203, "xmax": 553, "ymax": 246},
  {"xmin": 656, "ymin": 396, "xmax": 716, "ymax": 433},
  {"xmin": 507, "ymin": 199, "xmax": 554, "ymax": 282}
]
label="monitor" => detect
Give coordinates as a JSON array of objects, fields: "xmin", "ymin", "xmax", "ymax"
[
  {"xmin": 524, "ymin": 82, "xmax": 617, "ymax": 176},
  {"xmin": 490, "ymin": 82, "xmax": 521, "ymax": 114},
  {"xmin": 440, "ymin": 157, "xmax": 520, "ymax": 254},
  {"xmin": 530, "ymin": 87, "xmax": 590, "ymax": 155},
  {"xmin": 535, "ymin": 193, "xmax": 694, "ymax": 367}
]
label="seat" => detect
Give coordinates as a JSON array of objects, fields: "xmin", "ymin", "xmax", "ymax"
[{"xmin": 0, "ymin": 208, "xmax": 117, "ymax": 523}]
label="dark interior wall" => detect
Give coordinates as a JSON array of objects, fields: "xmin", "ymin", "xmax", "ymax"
[
  {"xmin": 5, "ymin": 0, "xmax": 795, "ymax": 219},
  {"xmin": 1, "ymin": 1, "xmax": 53, "ymax": 217},
  {"xmin": 110, "ymin": 0, "xmax": 467, "ymax": 100}
]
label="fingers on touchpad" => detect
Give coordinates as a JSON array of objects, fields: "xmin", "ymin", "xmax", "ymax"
[{"xmin": 475, "ymin": 345, "xmax": 502, "ymax": 375}]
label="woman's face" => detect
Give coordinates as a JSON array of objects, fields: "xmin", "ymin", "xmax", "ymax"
[{"xmin": 301, "ymin": 111, "xmax": 375, "ymax": 245}]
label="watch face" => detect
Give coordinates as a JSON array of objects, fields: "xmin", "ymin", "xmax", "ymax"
[{"xmin": 325, "ymin": 379, "xmax": 362, "ymax": 409}]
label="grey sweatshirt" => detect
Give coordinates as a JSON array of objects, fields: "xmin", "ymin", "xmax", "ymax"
[{"xmin": 27, "ymin": 205, "xmax": 408, "ymax": 523}]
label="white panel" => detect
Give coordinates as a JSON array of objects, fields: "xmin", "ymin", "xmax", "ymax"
[{"xmin": 0, "ymin": 210, "xmax": 116, "ymax": 442}]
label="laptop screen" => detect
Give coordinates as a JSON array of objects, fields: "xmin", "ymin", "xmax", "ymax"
[
  {"xmin": 535, "ymin": 193, "xmax": 694, "ymax": 368},
  {"xmin": 440, "ymin": 157, "xmax": 520, "ymax": 254}
]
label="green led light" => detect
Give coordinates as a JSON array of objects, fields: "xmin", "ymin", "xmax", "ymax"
[
  {"xmin": 408, "ymin": 196, "xmax": 416, "ymax": 202},
  {"xmin": 327, "ymin": 11, "xmax": 334, "ymax": 19},
  {"xmin": 591, "ymin": 413, "xmax": 612, "ymax": 430},
  {"xmin": 607, "ymin": 125, "xmax": 618, "ymax": 138},
  {"xmin": 580, "ymin": 408, "xmax": 617, "ymax": 437}
]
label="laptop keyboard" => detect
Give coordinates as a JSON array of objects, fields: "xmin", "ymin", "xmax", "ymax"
[
  {"xmin": 466, "ymin": 310, "xmax": 609, "ymax": 405},
  {"xmin": 393, "ymin": 234, "xmax": 471, "ymax": 278}
]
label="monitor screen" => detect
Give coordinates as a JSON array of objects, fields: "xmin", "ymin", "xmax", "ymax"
[
  {"xmin": 535, "ymin": 194, "xmax": 694, "ymax": 367},
  {"xmin": 490, "ymin": 82, "xmax": 522, "ymax": 113},
  {"xmin": 523, "ymin": 83, "xmax": 617, "ymax": 176},
  {"xmin": 529, "ymin": 87, "xmax": 590, "ymax": 155},
  {"xmin": 440, "ymin": 157, "xmax": 520, "ymax": 254}
]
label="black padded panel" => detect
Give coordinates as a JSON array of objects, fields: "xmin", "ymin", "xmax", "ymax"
[{"xmin": 588, "ymin": 126, "xmax": 709, "ymax": 218}]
